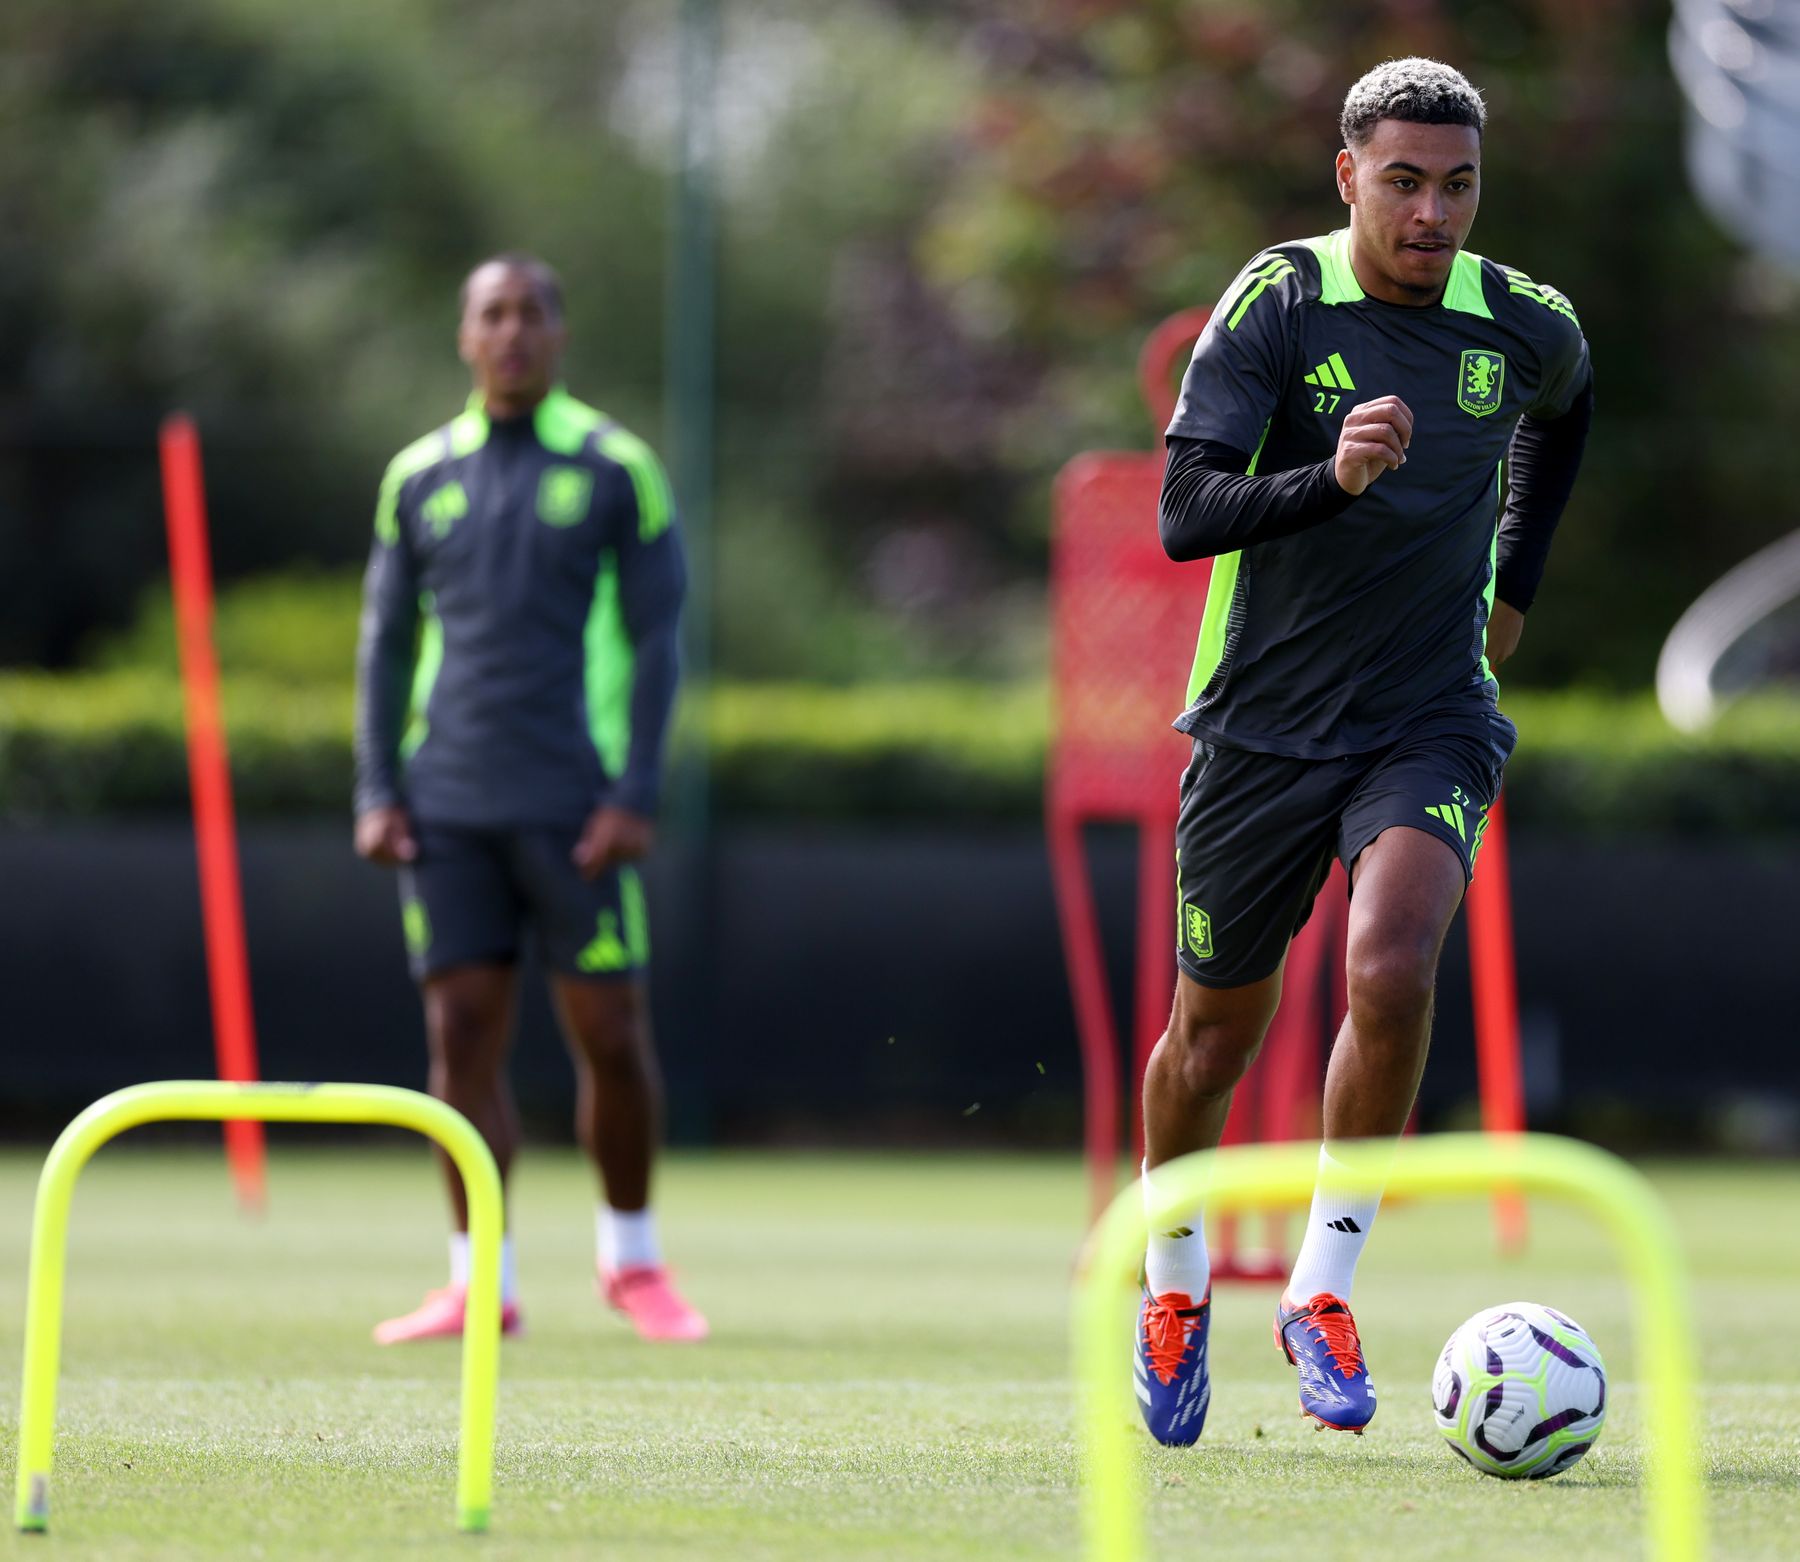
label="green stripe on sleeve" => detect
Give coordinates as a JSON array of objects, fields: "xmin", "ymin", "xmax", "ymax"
[
  {"xmin": 1183, "ymin": 422, "xmax": 1268, "ymax": 703},
  {"xmin": 583, "ymin": 551, "xmax": 633, "ymax": 774},
  {"xmin": 1216, "ymin": 255, "xmax": 1288, "ymax": 323},
  {"xmin": 1478, "ymin": 459, "xmax": 1502, "ymax": 691},
  {"xmin": 1186, "ymin": 549, "xmax": 1242, "ymax": 703},
  {"xmin": 597, "ymin": 428, "xmax": 675, "ymax": 541},
  {"xmin": 400, "ymin": 593, "xmax": 443, "ymax": 761},
  {"xmin": 374, "ymin": 430, "xmax": 448, "ymax": 544},
  {"xmin": 1225, "ymin": 262, "xmax": 1297, "ymax": 331}
]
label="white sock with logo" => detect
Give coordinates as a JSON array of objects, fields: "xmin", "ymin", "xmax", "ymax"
[
  {"xmin": 449, "ymin": 1232, "xmax": 519, "ymax": 1304},
  {"xmin": 1284, "ymin": 1143, "xmax": 1390, "ymax": 1305},
  {"xmin": 597, "ymin": 1206, "xmax": 661, "ymax": 1273},
  {"xmin": 1142, "ymin": 1159, "xmax": 1211, "ymax": 1302}
]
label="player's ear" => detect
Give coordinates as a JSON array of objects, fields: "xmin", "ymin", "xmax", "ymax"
[{"xmin": 1335, "ymin": 147, "xmax": 1356, "ymax": 207}]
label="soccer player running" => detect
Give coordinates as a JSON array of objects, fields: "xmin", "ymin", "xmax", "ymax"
[
  {"xmin": 354, "ymin": 253, "xmax": 706, "ymax": 1344},
  {"xmin": 1137, "ymin": 60, "xmax": 1590, "ymax": 1442}
]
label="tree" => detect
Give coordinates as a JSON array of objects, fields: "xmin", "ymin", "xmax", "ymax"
[{"xmin": 915, "ymin": 0, "xmax": 1800, "ymax": 686}]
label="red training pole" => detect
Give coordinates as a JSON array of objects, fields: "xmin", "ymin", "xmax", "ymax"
[
  {"xmin": 159, "ymin": 414, "xmax": 268, "ymax": 1212},
  {"xmin": 1048, "ymin": 804, "xmax": 1123, "ymax": 1221},
  {"xmin": 1467, "ymin": 792, "xmax": 1526, "ymax": 1252},
  {"xmin": 1128, "ymin": 813, "xmax": 1176, "ymax": 1168}
]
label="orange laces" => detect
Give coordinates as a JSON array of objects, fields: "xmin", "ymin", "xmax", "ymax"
[
  {"xmin": 1142, "ymin": 1295, "xmax": 1202, "ymax": 1383},
  {"xmin": 1300, "ymin": 1295, "xmax": 1364, "ymax": 1378}
]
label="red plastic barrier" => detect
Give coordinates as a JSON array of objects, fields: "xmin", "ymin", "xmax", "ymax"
[
  {"xmin": 1047, "ymin": 309, "xmax": 1344, "ymax": 1268},
  {"xmin": 1048, "ymin": 312, "xmax": 1529, "ymax": 1269},
  {"xmin": 159, "ymin": 414, "xmax": 268, "ymax": 1212}
]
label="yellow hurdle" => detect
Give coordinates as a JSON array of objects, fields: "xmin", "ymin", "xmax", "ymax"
[
  {"xmin": 1073, "ymin": 1132, "xmax": 1704, "ymax": 1561},
  {"xmin": 11, "ymin": 1080, "xmax": 504, "ymax": 1535}
]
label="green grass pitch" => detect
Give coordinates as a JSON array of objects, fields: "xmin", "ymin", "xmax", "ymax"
[{"xmin": 0, "ymin": 1147, "xmax": 1794, "ymax": 1559}]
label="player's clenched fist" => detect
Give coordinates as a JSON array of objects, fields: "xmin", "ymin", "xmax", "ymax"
[
  {"xmin": 1334, "ymin": 395, "xmax": 1414, "ymax": 496},
  {"xmin": 354, "ymin": 804, "xmax": 418, "ymax": 866}
]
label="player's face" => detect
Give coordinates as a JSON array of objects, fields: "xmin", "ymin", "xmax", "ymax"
[
  {"xmin": 458, "ymin": 264, "xmax": 566, "ymax": 411},
  {"xmin": 1336, "ymin": 120, "xmax": 1482, "ymax": 304}
]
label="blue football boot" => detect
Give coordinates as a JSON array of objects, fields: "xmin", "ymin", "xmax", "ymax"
[
  {"xmin": 1273, "ymin": 1291, "xmax": 1376, "ymax": 1432},
  {"xmin": 1134, "ymin": 1284, "xmax": 1212, "ymax": 1445}
]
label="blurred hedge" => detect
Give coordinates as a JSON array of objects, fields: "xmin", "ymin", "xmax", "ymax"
[
  {"xmin": 0, "ymin": 671, "xmax": 352, "ymax": 818},
  {"xmin": 1, "ymin": 671, "xmax": 1796, "ymax": 834}
]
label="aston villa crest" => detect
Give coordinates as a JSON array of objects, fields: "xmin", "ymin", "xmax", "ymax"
[
  {"xmin": 537, "ymin": 465, "xmax": 595, "ymax": 527},
  {"xmin": 1458, "ymin": 350, "xmax": 1505, "ymax": 418},
  {"xmin": 1184, "ymin": 904, "xmax": 1214, "ymax": 960}
]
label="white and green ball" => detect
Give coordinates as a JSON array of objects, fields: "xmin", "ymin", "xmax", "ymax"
[{"xmin": 1432, "ymin": 1301, "xmax": 1607, "ymax": 1479}]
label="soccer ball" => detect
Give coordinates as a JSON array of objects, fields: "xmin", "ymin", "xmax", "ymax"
[{"xmin": 1431, "ymin": 1302, "xmax": 1607, "ymax": 1479}]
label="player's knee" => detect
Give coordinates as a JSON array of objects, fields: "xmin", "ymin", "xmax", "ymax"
[
  {"xmin": 566, "ymin": 983, "xmax": 652, "ymax": 1074},
  {"xmin": 1345, "ymin": 934, "xmax": 1437, "ymax": 1033},
  {"xmin": 1158, "ymin": 972, "xmax": 1279, "ymax": 1097},
  {"xmin": 579, "ymin": 1028, "xmax": 651, "ymax": 1082},
  {"xmin": 426, "ymin": 994, "xmax": 507, "ymax": 1082},
  {"xmin": 1163, "ymin": 1008, "xmax": 1262, "ymax": 1098}
]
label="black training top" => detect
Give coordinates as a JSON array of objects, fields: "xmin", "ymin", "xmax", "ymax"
[
  {"xmin": 354, "ymin": 387, "xmax": 685, "ymax": 827},
  {"xmin": 1162, "ymin": 227, "xmax": 1590, "ymax": 759}
]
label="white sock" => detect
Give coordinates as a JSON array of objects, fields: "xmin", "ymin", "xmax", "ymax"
[
  {"xmin": 597, "ymin": 1207, "xmax": 661, "ymax": 1273},
  {"xmin": 1284, "ymin": 1144, "xmax": 1390, "ymax": 1305},
  {"xmin": 449, "ymin": 1232, "xmax": 519, "ymax": 1304},
  {"xmin": 1142, "ymin": 1159, "xmax": 1210, "ymax": 1302}
]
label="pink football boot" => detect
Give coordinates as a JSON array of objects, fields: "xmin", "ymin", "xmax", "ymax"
[
  {"xmin": 373, "ymin": 1285, "xmax": 522, "ymax": 1345},
  {"xmin": 599, "ymin": 1265, "xmax": 709, "ymax": 1342}
]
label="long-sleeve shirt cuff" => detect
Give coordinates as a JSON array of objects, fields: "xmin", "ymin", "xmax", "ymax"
[{"xmin": 1159, "ymin": 435, "xmax": 1358, "ymax": 561}]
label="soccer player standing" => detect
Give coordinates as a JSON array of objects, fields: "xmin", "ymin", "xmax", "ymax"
[
  {"xmin": 355, "ymin": 254, "xmax": 706, "ymax": 1343},
  {"xmin": 1136, "ymin": 60, "xmax": 1590, "ymax": 1441}
]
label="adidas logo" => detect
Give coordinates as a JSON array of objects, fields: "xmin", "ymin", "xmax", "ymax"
[
  {"xmin": 1302, "ymin": 352, "xmax": 1357, "ymax": 390},
  {"xmin": 1424, "ymin": 799, "xmax": 1478, "ymax": 842},
  {"xmin": 1327, "ymin": 1217, "xmax": 1362, "ymax": 1234}
]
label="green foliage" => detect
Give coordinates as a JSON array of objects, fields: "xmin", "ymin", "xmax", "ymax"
[
  {"xmin": 91, "ymin": 568, "xmax": 367, "ymax": 684},
  {"xmin": 3, "ymin": 662, "xmax": 1795, "ymax": 833},
  {"xmin": 701, "ymin": 679, "xmax": 1048, "ymax": 818},
  {"xmin": 11, "ymin": 0, "xmax": 1769, "ymax": 695},
  {"xmin": 918, "ymin": 1, "xmax": 1800, "ymax": 688},
  {"xmin": 0, "ymin": 669, "xmax": 352, "ymax": 817},
  {"xmin": 1, "ymin": 0, "xmax": 986, "ymax": 680},
  {"xmin": 1496, "ymin": 690, "xmax": 1800, "ymax": 838},
  {"xmin": 0, "ymin": 0, "xmax": 501, "ymax": 660}
]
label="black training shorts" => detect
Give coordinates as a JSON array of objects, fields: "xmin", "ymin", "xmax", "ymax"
[
  {"xmin": 1174, "ymin": 702, "xmax": 1515, "ymax": 989},
  {"xmin": 395, "ymin": 823, "xmax": 651, "ymax": 983}
]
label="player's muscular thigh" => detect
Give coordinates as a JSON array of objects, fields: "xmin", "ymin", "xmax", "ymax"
[
  {"xmin": 1164, "ymin": 967, "xmax": 1285, "ymax": 1096},
  {"xmin": 424, "ymin": 966, "xmax": 515, "ymax": 1076},
  {"xmin": 1345, "ymin": 826, "xmax": 1465, "ymax": 1030}
]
